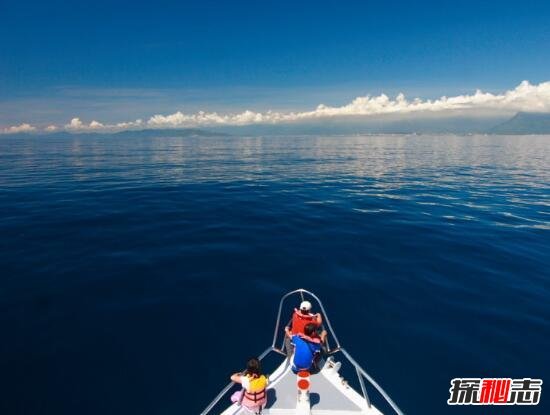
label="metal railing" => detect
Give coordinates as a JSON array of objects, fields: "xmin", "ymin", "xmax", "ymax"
[{"xmin": 200, "ymin": 288, "xmax": 404, "ymax": 415}]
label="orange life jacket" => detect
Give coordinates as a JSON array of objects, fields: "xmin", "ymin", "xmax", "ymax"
[{"xmin": 291, "ymin": 308, "xmax": 320, "ymax": 335}]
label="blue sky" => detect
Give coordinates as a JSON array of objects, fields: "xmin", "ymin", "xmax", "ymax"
[{"xmin": 1, "ymin": 0, "xmax": 550, "ymax": 129}]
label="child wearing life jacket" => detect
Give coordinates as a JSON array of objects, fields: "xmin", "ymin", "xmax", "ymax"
[
  {"xmin": 230, "ymin": 358, "xmax": 268, "ymax": 413},
  {"xmin": 284, "ymin": 300, "xmax": 324, "ymax": 356},
  {"xmin": 289, "ymin": 300, "xmax": 323, "ymax": 335}
]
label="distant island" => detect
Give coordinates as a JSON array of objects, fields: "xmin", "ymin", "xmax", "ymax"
[
  {"xmin": 2, "ymin": 112, "xmax": 550, "ymax": 137},
  {"xmin": 490, "ymin": 112, "xmax": 550, "ymax": 134},
  {"xmin": 0, "ymin": 128, "xmax": 229, "ymax": 139},
  {"xmin": 213, "ymin": 112, "xmax": 550, "ymax": 135},
  {"xmin": 106, "ymin": 128, "xmax": 230, "ymax": 138}
]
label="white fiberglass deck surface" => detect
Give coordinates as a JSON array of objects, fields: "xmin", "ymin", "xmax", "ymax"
[{"xmin": 221, "ymin": 358, "xmax": 382, "ymax": 415}]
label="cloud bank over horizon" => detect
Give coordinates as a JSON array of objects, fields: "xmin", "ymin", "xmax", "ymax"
[{"xmin": 2, "ymin": 81, "xmax": 550, "ymax": 134}]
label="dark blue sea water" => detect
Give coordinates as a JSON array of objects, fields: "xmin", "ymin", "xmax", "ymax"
[{"xmin": 0, "ymin": 134, "xmax": 548, "ymax": 415}]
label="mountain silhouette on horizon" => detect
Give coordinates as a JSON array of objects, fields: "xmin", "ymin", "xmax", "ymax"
[{"xmin": 490, "ymin": 112, "xmax": 550, "ymax": 134}]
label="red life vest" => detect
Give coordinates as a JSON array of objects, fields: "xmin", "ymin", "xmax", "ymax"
[
  {"xmin": 291, "ymin": 308, "xmax": 320, "ymax": 335},
  {"xmin": 243, "ymin": 389, "xmax": 266, "ymax": 404}
]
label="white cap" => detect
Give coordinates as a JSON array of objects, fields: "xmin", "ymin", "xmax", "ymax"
[{"xmin": 300, "ymin": 300, "xmax": 312, "ymax": 311}]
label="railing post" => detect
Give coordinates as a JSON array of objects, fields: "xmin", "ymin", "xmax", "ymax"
[{"xmin": 356, "ymin": 366, "xmax": 371, "ymax": 408}]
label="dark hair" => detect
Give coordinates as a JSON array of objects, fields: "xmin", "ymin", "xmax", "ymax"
[
  {"xmin": 245, "ymin": 357, "xmax": 262, "ymax": 376},
  {"xmin": 304, "ymin": 323, "xmax": 316, "ymax": 336}
]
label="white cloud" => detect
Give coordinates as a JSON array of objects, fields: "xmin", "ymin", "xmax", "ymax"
[
  {"xmin": 45, "ymin": 125, "xmax": 58, "ymax": 132},
  {"xmin": 65, "ymin": 118, "xmax": 104, "ymax": 130},
  {"xmin": 115, "ymin": 119, "xmax": 143, "ymax": 129},
  {"xmin": 1, "ymin": 123, "xmax": 37, "ymax": 134},
  {"xmin": 65, "ymin": 117, "xmax": 84, "ymax": 129},
  {"xmin": 89, "ymin": 120, "xmax": 104, "ymax": 129},
  {"xmin": 6, "ymin": 80, "xmax": 550, "ymax": 133},
  {"xmin": 64, "ymin": 117, "xmax": 143, "ymax": 131},
  {"xmin": 145, "ymin": 80, "xmax": 550, "ymax": 128}
]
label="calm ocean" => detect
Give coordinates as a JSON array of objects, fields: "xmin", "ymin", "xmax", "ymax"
[{"xmin": 1, "ymin": 134, "xmax": 548, "ymax": 414}]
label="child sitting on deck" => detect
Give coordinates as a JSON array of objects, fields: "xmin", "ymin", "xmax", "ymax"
[{"xmin": 230, "ymin": 358, "xmax": 268, "ymax": 413}]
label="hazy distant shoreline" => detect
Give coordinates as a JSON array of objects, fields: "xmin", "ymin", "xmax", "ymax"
[{"xmin": 2, "ymin": 112, "xmax": 550, "ymax": 138}]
